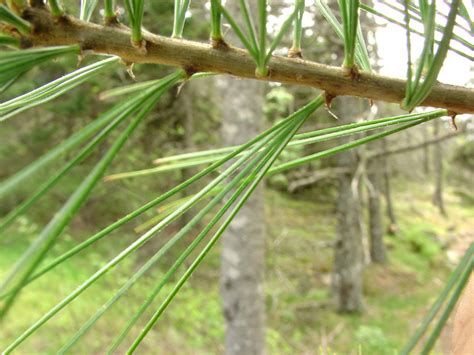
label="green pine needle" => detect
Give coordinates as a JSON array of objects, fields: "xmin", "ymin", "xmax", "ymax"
[
  {"xmin": 172, "ymin": 0, "xmax": 192, "ymax": 38},
  {"xmin": 0, "ymin": 65, "xmax": 158, "ymax": 232},
  {"xmin": 0, "ymin": 72, "xmax": 185, "ymax": 322},
  {"xmin": 126, "ymin": 96, "xmax": 322, "ymax": 353},
  {"xmin": 0, "ymin": 5, "xmax": 31, "ymax": 35},
  {"xmin": 104, "ymin": 0, "xmax": 115, "ymax": 21},
  {"xmin": 314, "ymin": 0, "xmax": 371, "ymax": 71},
  {"xmin": 402, "ymin": 0, "xmax": 461, "ymax": 111},
  {"xmin": 210, "ymin": 0, "xmax": 223, "ymax": 41},
  {"xmin": 0, "ymin": 56, "xmax": 119, "ymax": 121},
  {"xmin": 0, "ymin": 46, "xmax": 80, "ymax": 89},
  {"xmin": 48, "ymin": 0, "xmax": 63, "ymax": 17},
  {"xmin": 59, "ymin": 113, "xmax": 294, "ymax": 354},
  {"xmin": 291, "ymin": 0, "xmax": 305, "ymax": 55},
  {"xmin": 80, "ymin": 0, "xmax": 99, "ymax": 22},
  {"xmin": 124, "ymin": 0, "xmax": 145, "ymax": 44},
  {"xmin": 0, "ymin": 35, "xmax": 20, "ymax": 48},
  {"xmin": 109, "ymin": 110, "xmax": 439, "ymax": 179}
]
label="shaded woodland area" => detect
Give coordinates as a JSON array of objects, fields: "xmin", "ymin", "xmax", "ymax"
[{"xmin": 0, "ymin": 0, "xmax": 473, "ymax": 354}]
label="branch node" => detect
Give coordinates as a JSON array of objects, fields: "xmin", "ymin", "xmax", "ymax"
[
  {"xmin": 211, "ymin": 37, "xmax": 228, "ymax": 50},
  {"xmin": 400, "ymin": 100, "xmax": 414, "ymax": 113},
  {"xmin": 104, "ymin": 14, "xmax": 120, "ymax": 26},
  {"xmin": 342, "ymin": 64, "xmax": 360, "ymax": 81},
  {"xmin": 288, "ymin": 48, "xmax": 303, "ymax": 59},
  {"xmin": 255, "ymin": 66, "xmax": 270, "ymax": 79},
  {"xmin": 131, "ymin": 39, "xmax": 147, "ymax": 55}
]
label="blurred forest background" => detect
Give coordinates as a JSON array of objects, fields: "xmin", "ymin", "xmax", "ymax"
[{"xmin": 0, "ymin": 0, "xmax": 473, "ymax": 354}]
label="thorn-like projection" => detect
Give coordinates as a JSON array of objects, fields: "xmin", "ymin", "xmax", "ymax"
[
  {"xmin": 368, "ymin": 99, "xmax": 374, "ymax": 108},
  {"xmin": 123, "ymin": 62, "xmax": 136, "ymax": 81},
  {"xmin": 176, "ymin": 81, "xmax": 186, "ymax": 97},
  {"xmin": 324, "ymin": 92, "xmax": 336, "ymax": 108},
  {"xmin": 76, "ymin": 48, "xmax": 93, "ymax": 68},
  {"xmin": 76, "ymin": 52, "xmax": 85, "ymax": 68},
  {"xmin": 324, "ymin": 92, "xmax": 339, "ymax": 119},
  {"xmin": 326, "ymin": 108, "xmax": 339, "ymax": 120},
  {"xmin": 448, "ymin": 110, "xmax": 458, "ymax": 130},
  {"xmin": 176, "ymin": 66, "xmax": 197, "ymax": 96}
]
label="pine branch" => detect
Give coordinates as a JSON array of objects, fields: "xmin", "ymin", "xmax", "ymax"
[{"xmin": 19, "ymin": 7, "xmax": 474, "ymax": 114}]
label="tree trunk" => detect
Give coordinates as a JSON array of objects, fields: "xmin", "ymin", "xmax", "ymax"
[
  {"xmin": 432, "ymin": 119, "xmax": 447, "ymax": 216},
  {"xmin": 217, "ymin": 3, "xmax": 266, "ymax": 347},
  {"xmin": 332, "ymin": 97, "xmax": 364, "ymax": 313},
  {"xmin": 423, "ymin": 124, "xmax": 430, "ymax": 176},
  {"xmin": 367, "ymin": 157, "xmax": 386, "ymax": 264},
  {"xmin": 381, "ymin": 138, "xmax": 397, "ymax": 232},
  {"xmin": 218, "ymin": 76, "xmax": 266, "ymax": 355},
  {"xmin": 181, "ymin": 83, "xmax": 198, "ymax": 226}
]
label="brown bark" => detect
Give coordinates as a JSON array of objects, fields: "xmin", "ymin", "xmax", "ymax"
[
  {"xmin": 423, "ymin": 124, "xmax": 430, "ymax": 176},
  {"xmin": 381, "ymin": 139, "xmax": 397, "ymax": 230},
  {"xmin": 17, "ymin": 6, "xmax": 474, "ymax": 114},
  {"xmin": 219, "ymin": 75, "xmax": 266, "ymax": 355},
  {"xmin": 218, "ymin": 3, "xmax": 266, "ymax": 350},
  {"xmin": 332, "ymin": 97, "xmax": 364, "ymax": 312},
  {"xmin": 432, "ymin": 120, "xmax": 447, "ymax": 216},
  {"xmin": 367, "ymin": 157, "xmax": 386, "ymax": 264},
  {"xmin": 181, "ymin": 83, "xmax": 198, "ymax": 226}
]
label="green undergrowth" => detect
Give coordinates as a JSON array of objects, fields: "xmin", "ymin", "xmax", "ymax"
[{"xmin": 0, "ymin": 179, "xmax": 472, "ymax": 354}]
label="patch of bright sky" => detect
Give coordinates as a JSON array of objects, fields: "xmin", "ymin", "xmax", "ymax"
[{"xmin": 373, "ymin": 1, "xmax": 472, "ymax": 87}]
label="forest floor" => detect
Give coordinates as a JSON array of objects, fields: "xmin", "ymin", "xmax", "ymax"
[{"xmin": 0, "ymin": 179, "xmax": 473, "ymax": 354}]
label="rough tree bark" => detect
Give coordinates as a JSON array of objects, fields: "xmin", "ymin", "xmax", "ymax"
[
  {"xmin": 423, "ymin": 124, "xmax": 431, "ymax": 176},
  {"xmin": 218, "ymin": 2, "xmax": 266, "ymax": 352},
  {"xmin": 332, "ymin": 97, "xmax": 364, "ymax": 312},
  {"xmin": 218, "ymin": 76, "xmax": 266, "ymax": 355},
  {"xmin": 432, "ymin": 119, "xmax": 447, "ymax": 216},
  {"xmin": 381, "ymin": 138, "xmax": 397, "ymax": 231},
  {"xmin": 181, "ymin": 83, "xmax": 198, "ymax": 226},
  {"xmin": 16, "ymin": 6, "xmax": 474, "ymax": 114},
  {"xmin": 367, "ymin": 155, "xmax": 386, "ymax": 264}
]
